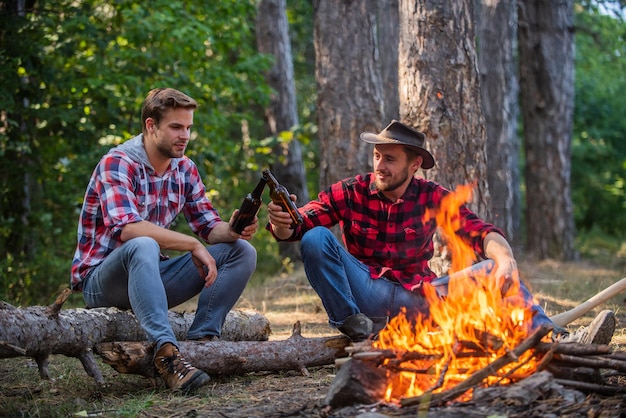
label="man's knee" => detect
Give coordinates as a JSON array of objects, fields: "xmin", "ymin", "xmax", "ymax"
[
  {"xmin": 235, "ymin": 240, "xmax": 257, "ymax": 271},
  {"xmin": 124, "ymin": 236, "xmax": 161, "ymax": 260},
  {"xmin": 301, "ymin": 227, "xmax": 332, "ymax": 252}
]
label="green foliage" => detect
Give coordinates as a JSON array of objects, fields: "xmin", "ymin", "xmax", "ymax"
[
  {"xmin": 572, "ymin": 4, "xmax": 626, "ymax": 237},
  {"xmin": 0, "ymin": 0, "xmax": 284, "ymax": 304},
  {"xmin": 8, "ymin": 0, "xmax": 626, "ymax": 305}
]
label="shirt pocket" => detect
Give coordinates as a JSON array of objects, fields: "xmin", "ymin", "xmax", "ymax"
[
  {"xmin": 401, "ymin": 227, "xmax": 420, "ymax": 258},
  {"xmin": 162, "ymin": 192, "xmax": 184, "ymax": 226},
  {"xmin": 350, "ymin": 220, "xmax": 380, "ymax": 257}
]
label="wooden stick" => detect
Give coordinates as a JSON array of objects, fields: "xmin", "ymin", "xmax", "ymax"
[
  {"xmin": 549, "ymin": 277, "xmax": 626, "ymax": 326},
  {"xmin": 535, "ymin": 342, "xmax": 612, "ymax": 356},
  {"xmin": 400, "ymin": 324, "xmax": 551, "ymax": 407},
  {"xmin": 553, "ymin": 353, "xmax": 626, "ymax": 373},
  {"xmin": 555, "ymin": 378, "xmax": 626, "ymax": 395}
]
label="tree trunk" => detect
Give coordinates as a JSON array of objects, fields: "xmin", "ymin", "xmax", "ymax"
[
  {"xmin": 313, "ymin": 0, "xmax": 385, "ymax": 187},
  {"xmin": 95, "ymin": 322, "xmax": 349, "ymax": 380},
  {"xmin": 378, "ymin": 0, "xmax": 400, "ymax": 123},
  {"xmin": 399, "ymin": 0, "xmax": 489, "ymax": 276},
  {"xmin": 477, "ymin": 0, "xmax": 521, "ymax": 247},
  {"xmin": 518, "ymin": 0, "xmax": 576, "ymax": 261},
  {"xmin": 0, "ymin": 291, "xmax": 270, "ymax": 383},
  {"xmin": 398, "ymin": 0, "xmax": 490, "ymax": 216},
  {"xmin": 256, "ymin": 0, "xmax": 308, "ymax": 263}
]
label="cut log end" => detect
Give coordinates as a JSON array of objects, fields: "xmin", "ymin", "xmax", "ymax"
[
  {"xmin": 95, "ymin": 342, "xmax": 157, "ymax": 378},
  {"xmin": 324, "ymin": 357, "xmax": 389, "ymax": 408}
]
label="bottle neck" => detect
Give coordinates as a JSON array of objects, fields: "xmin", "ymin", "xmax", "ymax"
[
  {"xmin": 251, "ymin": 178, "xmax": 267, "ymax": 198},
  {"xmin": 262, "ymin": 169, "xmax": 279, "ymax": 190}
]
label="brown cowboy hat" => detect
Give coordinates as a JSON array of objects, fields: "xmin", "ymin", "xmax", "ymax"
[{"xmin": 360, "ymin": 120, "xmax": 435, "ymax": 169}]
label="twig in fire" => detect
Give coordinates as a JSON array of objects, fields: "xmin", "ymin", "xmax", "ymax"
[{"xmin": 400, "ymin": 324, "xmax": 552, "ymax": 407}]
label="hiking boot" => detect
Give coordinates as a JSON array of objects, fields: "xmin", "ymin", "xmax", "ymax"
[
  {"xmin": 558, "ymin": 310, "xmax": 616, "ymax": 345},
  {"xmin": 154, "ymin": 343, "xmax": 210, "ymax": 392},
  {"xmin": 338, "ymin": 313, "xmax": 374, "ymax": 342}
]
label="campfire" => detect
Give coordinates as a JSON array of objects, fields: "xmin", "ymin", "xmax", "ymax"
[
  {"xmin": 374, "ymin": 184, "xmax": 537, "ymax": 403},
  {"xmin": 325, "ymin": 184, "xmax": 626, "ymax": 410}
]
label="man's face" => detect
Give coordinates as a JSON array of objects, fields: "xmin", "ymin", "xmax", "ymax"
[
  {"xmin": 372, "ymin": 144, "xmax": 420, "ymax": 195},
  {"xmin": 147, "ymin": 108, "xmax": 194, "ymax": 159}
]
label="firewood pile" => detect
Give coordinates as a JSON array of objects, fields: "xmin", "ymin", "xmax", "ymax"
[{"xmin": 323, "ymin": 324, "xmax": 626, "ymax": 417}]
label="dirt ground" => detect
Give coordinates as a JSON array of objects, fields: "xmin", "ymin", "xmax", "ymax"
[{"xmin": 2, "ymin": 258, "xmax": 626, "ymax": 417}]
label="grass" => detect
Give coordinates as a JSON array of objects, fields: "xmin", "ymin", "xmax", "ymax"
[{"xmin": 1, "ymin": 252, "xmax": 626, "ymax": 417}]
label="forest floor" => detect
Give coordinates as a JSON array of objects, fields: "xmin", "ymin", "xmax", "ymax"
[{"xmin": 1, "ymin": 257, "xmax": 626, "ymax": 417}]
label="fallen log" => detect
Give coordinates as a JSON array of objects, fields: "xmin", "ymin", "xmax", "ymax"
[
  {"xmin": 95, "ymin": 322, "xmax": 350, "ymax": 379},
  {"xmin": 0, "ymin": 289, "xmax": 271, "ymax": 384},
  {"xmin": 471, "ymin": 370, "xmax": 569, "ymax": 406}
]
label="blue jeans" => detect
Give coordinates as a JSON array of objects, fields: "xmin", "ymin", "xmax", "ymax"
[
  {"xmin": 82, "ymin": 237, "xmax": 256, "ymax": 350},
  {"xmin": 300, "ymin": 226, "xmax": 553, "ymax": 330}
]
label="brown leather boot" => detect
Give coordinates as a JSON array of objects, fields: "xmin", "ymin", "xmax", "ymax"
[{"xmin": 154, "ymin": 343, "xmax": 210, "ymax": 392}]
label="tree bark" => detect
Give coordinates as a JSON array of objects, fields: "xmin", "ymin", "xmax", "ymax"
[
  {"xmin": 378, "ymin": 0, "xmax": 400, "ymax": 123},
  {"xmin": 477, "ymin": 0, "xmax": 521, "ymax": 246},
  {"xmin": 256, "ymin": 0, "xmax": 308, "ymax": 263},
  {"xmin": 95, "ymin": 322, "xmax": 349, "ymax": 379},
  {"xmin": 518, "ymin": 0, "xmax": 576, "ymax": 261},
  {"xmin": 398, "ymin": 0, "xmax": 490, "ymax": 276},
  {"xmin": 0, "ymin": 292, "xmax": 270, "ymax": 383},
  {"xmin": 314, "ymin": 0, "xmax": 385, "ymax": 187},
  {"xmin": 399, "ymin": 0, "xmax": 489, "ymax": 213}
]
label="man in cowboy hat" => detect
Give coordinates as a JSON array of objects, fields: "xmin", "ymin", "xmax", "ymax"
[{"xmin": 266, "ymin": 120, "xmax": 615, "ymax": 343}]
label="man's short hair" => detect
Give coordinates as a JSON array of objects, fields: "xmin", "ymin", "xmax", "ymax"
[{"xmin": 141, "ymin": 88, "xmax": 197, "ymax": 133}]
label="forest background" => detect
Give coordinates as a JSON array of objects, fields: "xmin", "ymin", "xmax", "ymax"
[{"xmin": 1, "ymin": 0, "xmax": 626, "ymax": 306}]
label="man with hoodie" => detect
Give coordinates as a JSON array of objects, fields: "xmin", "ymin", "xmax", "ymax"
[{"xmin": 71, "ymin": 88, "xmax": 257, "ymax": 392}]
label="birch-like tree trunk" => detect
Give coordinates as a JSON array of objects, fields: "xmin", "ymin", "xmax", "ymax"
[{"xmin": 518, "ymin": 0, "xmax": 576, "ymax": 260}]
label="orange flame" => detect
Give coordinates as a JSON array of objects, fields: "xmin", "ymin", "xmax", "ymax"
[{"xmin": 373, "ymin": 183, "xmax": 538, "ymax": 403}]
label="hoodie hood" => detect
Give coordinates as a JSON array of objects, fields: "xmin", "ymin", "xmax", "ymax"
[{"xmin": 115, "ymin": 134, "xmax": 152, "ymax": 168}]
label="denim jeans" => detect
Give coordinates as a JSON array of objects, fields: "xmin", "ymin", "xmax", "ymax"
[
  {"xmin": 300, "ymin": 226, "xmax": 553, "ymax": 330},
  {"xmin": 82, "ymin": 237, "xmax": 256, "ymax": 350}
]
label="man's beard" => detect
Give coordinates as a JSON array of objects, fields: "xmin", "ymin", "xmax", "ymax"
[
  {"xmin": 375, "ymin": 171, "xmax": 410, "ymax": 193},
  {"xmin": 156, "ymin": 139, "xmax": 185, "ymax": 159}
]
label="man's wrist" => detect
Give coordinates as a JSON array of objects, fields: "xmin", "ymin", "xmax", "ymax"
[{"xmin": 271, "ymin": 223, "xmax": 295, "ymax": 240}]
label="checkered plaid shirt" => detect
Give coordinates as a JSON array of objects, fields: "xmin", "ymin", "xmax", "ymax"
[
  {"xmin": 71, "ymin": 146, "xmax": 221, "ymax": 290},
  {"xmin": 271, "ymin": 173, "xmax": 502, "ymax": 292}
]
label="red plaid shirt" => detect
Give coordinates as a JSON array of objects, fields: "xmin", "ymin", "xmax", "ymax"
[{"xmin": 271, "ymin": 173, "xmax": 502, "ymax": 292}]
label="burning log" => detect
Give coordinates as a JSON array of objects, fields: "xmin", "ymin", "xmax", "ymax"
[
  {"xmin": 95, "ymin": 322, "xmax": 350, "ymax": 379},
  {"xmin": 326, "ymin": 325, "xmax": 552, "ymax": 408},
  {"xmin": 0, "ymin": 288, "xmax": 270, "ymax": 384},
  {"xmin": 325, "ymin": 327, "xmax": 626, "ymax": 410}
]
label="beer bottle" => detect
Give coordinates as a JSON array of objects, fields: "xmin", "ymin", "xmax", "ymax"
[
  {"xmin": 262, "ymin": 168, "xmax": 303, "ymax": 227},
  {"xmin": 230, "ymin": 175, "xmax": 267, "ymax": 234}
]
